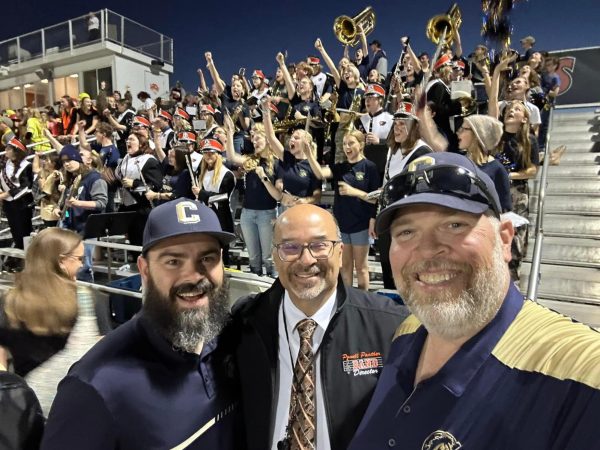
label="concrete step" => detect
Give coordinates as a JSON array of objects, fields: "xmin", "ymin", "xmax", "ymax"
[
  {"xmin": 532, "ymin": 178, "xmax": 600, "ymax": 195},
  {"xmin": 551, "ymin": 111, "xmax": 598, "ymax": 122},
  {"xmin": 548, "ymin": 135, "xmax": 600, "ymax": 146},
  {"xmin": 530, "ymin": 195, "xmax": 600, "ymax": 215},
  {"xmin": 549, "ymin": 123, "xmax": 599, "ymax": 133},
  {"xmin": 529, "ymin": 214, "xmax": 600, "ymax": 239},
  {"xmin": 545, "ymin": 143, "xmax": 599, "ymax": 154},
  {"xmin": 552, "ymin": 152, "xmax": 600, "ymax": 165},
  {"xmin": 546, "ymin": 165, "xmax": 600, "ymax": 177},
  {"xmin": 520, "ymin": 262, "xmax": 600, "ymax": 304},
  {"xmin": 524, "ymin": 236, "xmax": 600, "ymax": 267}
]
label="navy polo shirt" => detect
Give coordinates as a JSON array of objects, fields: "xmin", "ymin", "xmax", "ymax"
[
  {"xmin": 349, "ymin": 284, "xmax": 600, "ymax": 449},
  {"xmin": 276, "ymin": 151, "xmax": 321, "ymax": 198},
  {"xmin": 332, "ymin": 158, "xmax": 380, "ymax": 233},
  {"xmin": 41, "ymin": 314, "xmax": 242, "ymax": 450}
]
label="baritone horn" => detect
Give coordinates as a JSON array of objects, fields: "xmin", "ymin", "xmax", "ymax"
[
  {"xmin": 426, "ymin": 3, "xmax": 462, "ymax": 46},
  {"xmin": 333, "ymin": 6, "xmax": 376, "ymax": 47}
]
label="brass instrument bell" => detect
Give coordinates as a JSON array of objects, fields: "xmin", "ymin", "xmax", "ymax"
[
  {"xmin": 333, "ymin": 6, "xmax": 376, "ymax": 47},
  {"xmin": 426, "ymin": 3, "xmax": 462, "ymax": 46}
]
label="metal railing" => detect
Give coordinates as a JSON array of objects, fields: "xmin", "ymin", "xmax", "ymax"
[
  {"xmin": 526, "ymin": 106, "xmax": 554, "ymax": 301},
  {"xmin": 0, "ymin": 9, "xmax": 173, "ymax": 68}
]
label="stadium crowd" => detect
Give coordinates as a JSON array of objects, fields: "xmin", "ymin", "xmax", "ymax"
[{"xmin": 1, "ymin": 11, "xmax": 593, "ymax": 450}]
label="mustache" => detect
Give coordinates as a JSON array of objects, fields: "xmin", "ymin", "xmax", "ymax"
[
  {"xmin": 403, "ymin": 259, "xmax": 470, "ymax": 275},
  {"xmin": 171, "ymin": 278, "xmax": 215, "ymax": 297}
]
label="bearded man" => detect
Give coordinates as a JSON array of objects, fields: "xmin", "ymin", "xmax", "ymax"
[
  {"xmin": 232, "ymin": 204, "xmax": 408, "ymax": 450},
  {"xmin": 42, "ymin": 199, "xmax": 243, "ymax": 450},
  {"xmin": 349, "ymin": 152, "xmax": 600, "ymax": 449}
]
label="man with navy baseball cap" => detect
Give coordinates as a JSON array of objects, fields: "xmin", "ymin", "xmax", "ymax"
[
  {"xmin": 43, "ymin": 199, "xmax": 243, "ymax": 449},
  {"xmin": 349, "ymin": 152, "xmax": 600, "ymax": 449}
]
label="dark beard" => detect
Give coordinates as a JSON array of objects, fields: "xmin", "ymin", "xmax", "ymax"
[{"xmin": 142, "ymin": 275, "xmax": 231, "ymax": 353}]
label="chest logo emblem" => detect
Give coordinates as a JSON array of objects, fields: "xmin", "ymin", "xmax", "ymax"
[
  {"xmin": 422, "ymin": 430, "xmax": 462, "ymax": 450},
  {"xmin": 298, "ymin": 169, "xmax": 308, "ymax": 178},
  {"xmin": 342, "ymin": 351, "xmax": 383, "ymax": 376},
  {"xmin": 355, "ymin": 171, "xmax": 365, "ymax": 181}
]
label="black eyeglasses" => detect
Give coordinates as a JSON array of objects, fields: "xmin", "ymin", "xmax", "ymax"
[
  {"xmin": 381, "ymin": 165, "xmax": 501, "ymax": 218},
  {"xmin": 273, "ymin": 240, "xmax": 341, "ymax": 262}
]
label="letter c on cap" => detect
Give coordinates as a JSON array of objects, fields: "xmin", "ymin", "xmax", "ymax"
[{"xmin": 176, "ymin": 201, "xmax": 201, "ymax": 224}]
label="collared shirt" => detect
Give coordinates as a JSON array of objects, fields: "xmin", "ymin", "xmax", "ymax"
[
  {"xmin": 271, "ymin": 289, "xmax": 337, "ymax": 450},
  {"xmin": 349, "ymin": 284, "xmax": 600, "ymax": 449}
]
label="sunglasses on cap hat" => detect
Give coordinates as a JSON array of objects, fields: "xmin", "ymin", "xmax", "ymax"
[{"xmin": 380, "ymin": 164, "xmax": 501, "ymax": 218}]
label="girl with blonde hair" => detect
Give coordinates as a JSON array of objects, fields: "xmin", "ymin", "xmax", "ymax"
[
  {"xmin": 224, "ymin": 118, "xmax": 278, "ymax": 276},
  {"xmin": 0, "ymin": 227, "xmax": 102, "ymax": 414}
]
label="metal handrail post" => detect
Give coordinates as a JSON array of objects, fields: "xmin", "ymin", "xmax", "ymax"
[{"xmin": 526, "ymin": 106, "xmax": 555, "ymax": 301}]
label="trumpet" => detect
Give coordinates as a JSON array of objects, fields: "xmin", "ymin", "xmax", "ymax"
[
  {"xmin": 426, "ymin": 3, "xmax": 462, "ymax": 46},
  {"xmin": 333, "ymin": 6, "xmax": 376, "ymax": 47}
]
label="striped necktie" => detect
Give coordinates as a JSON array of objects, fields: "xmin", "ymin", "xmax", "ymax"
[{"xmin": 287, "ymin": 318, "xmax": 318, "ymax": 450}]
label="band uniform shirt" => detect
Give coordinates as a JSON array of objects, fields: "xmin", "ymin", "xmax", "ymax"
[
  {"xmin": 349, "ymin": 284, "xmax": 600, "ymax": 450},
  {"xmin": 357, "ymin": 109, "xmax": 393, "ymax": 142},
  {"xmin": 276, "ymin": 151, "xmax": 321, "ymax": 199},
  {"xmin": 271, "ymin": 290, "xmax": 337, "ymax": 450}
]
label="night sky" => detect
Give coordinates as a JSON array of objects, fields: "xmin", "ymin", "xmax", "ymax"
[{"xmin": 2, "ymin": 0, "xmax": 598, "ymax": 92}]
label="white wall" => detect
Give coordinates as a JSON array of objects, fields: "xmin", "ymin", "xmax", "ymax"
[{"xmin": 113, "ymin": 56, "xmax": 170, "ymax": 110}]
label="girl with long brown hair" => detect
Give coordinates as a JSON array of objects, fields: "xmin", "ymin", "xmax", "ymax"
[{"xmin": 0, "ymin": 227, "xmax": 101, "ymax": 414}]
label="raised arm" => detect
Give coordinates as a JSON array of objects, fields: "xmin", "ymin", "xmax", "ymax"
[
  {"xmin": 358, "ymin": 25, "xmax": 369, "ymax": 62},
  {"xmin": 276, "ymin": 52, "xmax": 296, "ymax": 101},
  {"xmin": 405, "ymin": 39, "xmax": 422, "ymax": 72},
  {"xmin": 222, "ymin": 115, "xmax": 246, "ymax": 166},
  {"xmin": 315, "ymin": 38, "xmax": 341, "ymax": 87},
  {"xmin": 197, "ymin": 68, "xmax": 208, "ymax": 93},
  {"xmin": 489, "ymin": 53, "xmax": 517, "ymax": 119},
  {"xmin": 151, "ymin": 123, "xmax": 167, "ymax": 163},
  {"xmin": 205, "ymin": 52, "xmax": 226, "ymax": 96},
  {"xmin": 43, "ymin": 128, "xmax": 64, "ymax": 151},
  {"xmin": 78, "ymin": 121, "xmax": 91, "ymax": 150},
  {"xmin": 453, "ymin": 27, "xmax": 463, "ymax": 58},
  {"xmin": 104, "ymin": 109, "xmax": 126, "ymax": 131},
  {"xmin": 303, "ymin": 136, "xmax": 332, "ymax": 180},
  {"xmin": 262, "ymin": 100, "xmax": 285, "ymax": 160}
]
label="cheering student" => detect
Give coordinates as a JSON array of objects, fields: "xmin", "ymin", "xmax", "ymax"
[{"xmin": 304, "ymin": 130, "xmax": 380, "ymax": 290}]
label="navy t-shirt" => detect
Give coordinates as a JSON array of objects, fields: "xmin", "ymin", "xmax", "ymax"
[
  {"xmin": 243, "ymin": 159, "xmax": 278, "ymax": 210},
  {"xmin": 479, "ymin": 159, "xmax": 512, "ymax": 212},
  {"xmin": 277, "ymin": 151, "xmax": 321, "ymax": 198},
  {"xmin": 497, "ymin": 132, "xmax": 539, "ymax": 172},
  {"xmin": 336, "ymin": 80, "xmax": 365, "ymax": 110},
  {"xmin": 332, "ymin": 158, "xmax": 380, "ymax": 233}
]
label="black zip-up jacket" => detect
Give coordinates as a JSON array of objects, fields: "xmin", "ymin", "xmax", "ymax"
[{"xmin": 231, "ymin": 277, "xmax": 409, "ymax": 450}]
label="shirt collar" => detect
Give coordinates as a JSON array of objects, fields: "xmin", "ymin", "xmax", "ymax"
[
  {"xmin": 394, "ymin": 283, "xmax": 524, "ymax": 397},
  {"xmin": 283, "ymin": 288, "xmax": 337, "ymax": 335},
  {"xmin": 436, "ymin": 283, "xmax": 525, "ymax": 396}
]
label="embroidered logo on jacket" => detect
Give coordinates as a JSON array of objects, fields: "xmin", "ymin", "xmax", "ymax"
[
  {"xmin": 422, "ymin": 430, "xmax": 462, "ymax": 450},
  {"xmin": 342, "ymin": 351, "xmax": 383, "ymax": 376}
]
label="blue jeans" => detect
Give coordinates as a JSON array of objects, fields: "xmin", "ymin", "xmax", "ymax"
[
  {"xmin": 77, "ymin": 242, "xmax": 95, "ymax": 282},
  {"xmin": 240, "ymin": 208, "xmax": 277, "ymax": 276}
]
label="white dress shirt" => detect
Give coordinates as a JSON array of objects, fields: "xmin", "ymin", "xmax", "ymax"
[{"xmin": 271, "ymin": 290, "xmax": 337, "ymax": 450}]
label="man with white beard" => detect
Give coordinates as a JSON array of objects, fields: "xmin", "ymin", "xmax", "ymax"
[
  {"xmin": 42, "ymin": 199, "xmax": 243, "ymax": 449},
  {"xmin": 232, "ymin": 204, "xmax": 408, "ymax": 450},
  {"xmin": 349, "ymin": 152, "xmax": 600, "ymax": 449}
]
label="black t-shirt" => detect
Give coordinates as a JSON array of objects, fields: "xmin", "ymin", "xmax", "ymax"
[
  {"xmin": 0, "ymin": 307, "xmax": 69, "ymax": 376},
  {"xmin": 276, "ymin": 151, "xmax": 321, "ymax": 198},
  {"xmin": 479, "ymin": 159, "xmax": 512, "ymax": 212},
  {"xmin": 243, "ymin": 159, "xmax": 279, "ymax": 210},
  {"xmin": 220, "ymin": 90, "xmax": 249, "ymax": 135},
  {"xmin": 290, "ymin": 94, "xmax": 322, "ymax": 120},
  {"xmin": 331, "ymin": 158, "xmax": 380, "ymax": 233},
  {"xmin": 269, "ymin": 81, "xmax": 290, "ymax": 121},
  {"xmin": 77, "ymin": 108, "xmax": 99, "ymax": 130},
  {"xmin": 497, "ymin": 131, "xmax": 540, "ymax": 172},
  {"xmin": 336, "ymin": 80, "xmax": 365, "ymax": 110}
]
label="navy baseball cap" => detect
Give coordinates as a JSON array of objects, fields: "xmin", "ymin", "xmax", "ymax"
[
  {"xmin": 142, "ymin": 198, "xmax": 236, "ymax": 254},
  {"xmin": 59, "ymin": 144, "xmax": 83, "ymax": 163},
  {"xmin": 376, "ymin": 152, "xmax": 502, "ymax": 234}
]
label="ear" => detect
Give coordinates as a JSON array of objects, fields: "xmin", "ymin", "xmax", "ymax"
[
  {"xmin": 137, "ymin": 254, "xmax": 149, "ymax": 285},
  {"xmin": 499, "ymin": 219, "xmax": 515, "ymax": 263}
]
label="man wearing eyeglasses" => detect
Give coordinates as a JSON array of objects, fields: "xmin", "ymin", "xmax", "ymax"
[
  {"xmin": 232, "ymin": 204, "xmax": 408, "ymax": 450},
  {"xmin": 349, "ymin": 152, "xmax": 600, "ymax": 449}
]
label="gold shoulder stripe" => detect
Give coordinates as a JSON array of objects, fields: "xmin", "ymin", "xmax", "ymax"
[
  {"xmin": 393, "ymin": 315, "xmax": 422, "ymax": 340},
  {"xmin": 492, "ymin": 300, "xmax": 600, "ymax": 389}
]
